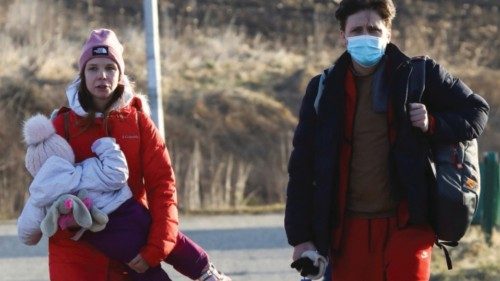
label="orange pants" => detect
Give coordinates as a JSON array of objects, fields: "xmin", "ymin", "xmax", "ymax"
[{"xmin": 331, "ymin": 216, "xmax": 435, "ymax": 281}]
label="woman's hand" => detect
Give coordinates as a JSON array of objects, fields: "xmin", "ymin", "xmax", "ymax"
[{"xmin": 127, "ymin": 254, "xmax": 150, "ymax": 273}]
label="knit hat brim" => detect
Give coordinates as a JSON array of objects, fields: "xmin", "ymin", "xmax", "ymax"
[{"xmin": 78, "ymin": 29, "xmax": 125, "ymax": 78}]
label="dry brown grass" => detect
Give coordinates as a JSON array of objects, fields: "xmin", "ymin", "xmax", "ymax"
[
  {"xmin": 431, "ymin": 227, "xmax": 500, "ymax": 280},
  {"xmin": 0, "ymin": 1, "xmax": 498, "ymax": 276},
  {"xmin": 0, "ymin": 0, "xmax": 498, "ymax": 218}
]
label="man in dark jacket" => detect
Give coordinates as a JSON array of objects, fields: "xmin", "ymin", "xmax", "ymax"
[{"xmin": 284, "ymin": 0, "xmax": 489, "ymax": 280}]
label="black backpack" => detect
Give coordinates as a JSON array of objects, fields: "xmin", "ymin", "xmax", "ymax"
[
  {"xmin": 314, "ymin": 57, "xmax": 481, "ymax": 269},
  {"xmin": 408, "ymin": 57, "xmax": 481, "ymax": 269}
]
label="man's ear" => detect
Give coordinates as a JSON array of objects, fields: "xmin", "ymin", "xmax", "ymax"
[{"xmin": 340, "ymin": 30, "xmax": 347, "ymax": 48}]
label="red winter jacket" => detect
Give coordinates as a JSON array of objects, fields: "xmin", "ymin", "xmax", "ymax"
[{"xmin": 49, "ymin": 81, "xmax": 178, "ymax": 280}]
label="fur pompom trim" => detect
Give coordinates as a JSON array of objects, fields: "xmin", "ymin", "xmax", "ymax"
[{"xmin": 23, "ymin": 114, "xmax": 55, "ymax": 145}]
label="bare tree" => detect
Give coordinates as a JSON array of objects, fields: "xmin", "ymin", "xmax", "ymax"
[
  {"xmin": 233, "ymin": 161, "xmax": 252, "ymax": 207},
  {"xmin": 224, "ymin": 155, "xmax": 234, "ymax": 207},
  {"xmin": 182, "ymin": 141, "xmax": 201, "ymax": 210}
]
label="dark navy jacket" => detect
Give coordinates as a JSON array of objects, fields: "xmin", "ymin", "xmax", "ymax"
[{"xmin": 284, "ymin": 43, "xmax": 489, "ymax": 256}]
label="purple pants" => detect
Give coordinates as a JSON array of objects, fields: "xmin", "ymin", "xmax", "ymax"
[{"xmin": 83, "ymin": 199, "xmax": 208, "ymax": 281}]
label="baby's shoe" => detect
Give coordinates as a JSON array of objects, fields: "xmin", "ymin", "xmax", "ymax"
[{"xmin": 198, "ymin": 263, "xmax": 232, "ymax": 281}]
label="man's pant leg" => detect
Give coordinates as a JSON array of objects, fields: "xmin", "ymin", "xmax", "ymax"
[
  {"xmin": 331, "ymin": 217, "xmax": 397, "ymax": 281},
  {"xmin": 385, "ymin": 225, "xmax": 435, "ymax": 281}
]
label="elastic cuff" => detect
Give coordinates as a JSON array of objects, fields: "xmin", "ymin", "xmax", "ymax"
[{"xmin": 140, "ymin": 249, "xmax": 162, "ymax": 268}]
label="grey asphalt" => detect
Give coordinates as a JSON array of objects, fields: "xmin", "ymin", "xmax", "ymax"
[{"xmin": 0, "ymin": 213, "xmax": 299, "ymax": 281}]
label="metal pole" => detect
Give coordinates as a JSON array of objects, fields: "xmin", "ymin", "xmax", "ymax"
[{"xmin": 143, "ymin": 0, "xmax": 165, "ymax": 139}]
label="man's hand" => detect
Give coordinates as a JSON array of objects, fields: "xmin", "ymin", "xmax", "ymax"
[
  {"xmin": 291, "ymin": 257, "xmax": 319, "ymax": 277},
  {"xmin": 409, "ymin": 103, "xmax": 429, "ymax": 133},
  {"xmin": 127, "ymin": 254, "xmax": 149, "ymax": 273},
  {"xmin": 292, "ymin": 241, "xmax": 317, "ymax": 261}
]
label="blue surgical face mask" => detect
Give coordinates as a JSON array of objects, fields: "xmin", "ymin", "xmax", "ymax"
[{"xmin": 347, "ymin": 35, "xmax": 387, "ymax": 68}]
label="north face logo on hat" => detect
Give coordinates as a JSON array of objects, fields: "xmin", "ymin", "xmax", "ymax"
[{"xmin": 92, "ymin": 46, "xmax": 108, "ymax": 56}]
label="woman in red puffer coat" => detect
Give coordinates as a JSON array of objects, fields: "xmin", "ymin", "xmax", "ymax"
[{"xmin": 47, "ymin": 28, "xmax": 230, "ymax": 281}]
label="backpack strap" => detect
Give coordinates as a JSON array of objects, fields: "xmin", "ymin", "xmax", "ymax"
[
  {"xmin": 407, "ymin": 56, "xmax": 428, "ymax": 104},
  {"xmin": 63, "ymin": 111, "xmax": 70, "ymax": 142},
  {"xmin": 314, "ymin": 65, "xmax": 335, "ymax": 115},
  {"xmin": 407, "ymin": 56, "xmax": 430, "ymax": 139},
  {"xmin": 435, "ymin": 240, "xmax": 458, "ymax": 270},
  {"xmin": 50, "ymin": 107, "xmax": 72, "ymax": 142}
]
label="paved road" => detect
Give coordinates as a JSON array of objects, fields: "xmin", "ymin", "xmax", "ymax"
[{"xmin": 0, "ymin": 213, "xmax": 299, "ymax": 281}]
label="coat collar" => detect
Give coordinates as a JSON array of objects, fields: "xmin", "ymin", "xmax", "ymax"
[{"xmin": 385, "ymin": 43, "xmax": 411, "ymax": 72}]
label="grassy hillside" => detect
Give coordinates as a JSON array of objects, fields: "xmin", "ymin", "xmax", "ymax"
[{"xmin": 0, "ymin": 0, "xmax": 498, "ymax": 218}]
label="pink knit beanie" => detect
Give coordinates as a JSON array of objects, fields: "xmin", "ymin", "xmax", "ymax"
[
  {"xmin": 23, "ymin": 114, "xmax": 75, "ymax": 177},
  {"xmin": 79, "ymin": 28, "xmax": 125, "ymax": 76}
]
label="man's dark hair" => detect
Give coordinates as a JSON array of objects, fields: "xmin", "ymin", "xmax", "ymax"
[{"xmin": 335, "ymin": 0, "xmax": 396, "ymax": 31}]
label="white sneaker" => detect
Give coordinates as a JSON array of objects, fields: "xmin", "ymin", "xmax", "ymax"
[{"xmin": 198, "ymin": 263, "xmax": 232, "ymax": 281}]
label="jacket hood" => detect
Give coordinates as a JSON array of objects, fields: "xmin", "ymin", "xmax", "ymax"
[{"xmin": 65, "ymin": 75, "xmax": 150, "ymax": 117}]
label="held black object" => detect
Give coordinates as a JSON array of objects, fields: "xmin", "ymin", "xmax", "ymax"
[{"xmin": 291, "ymin": 257, "xmax": 320, "ymax": 277}]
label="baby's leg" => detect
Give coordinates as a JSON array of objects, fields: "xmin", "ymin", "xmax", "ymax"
[
  {"xmin": 83, "ymin": 199, "xmax": 171, "ymax": 281},
  {"xmin": 164, "ymin": 231, "xmax": 209, "ymax": 279}
]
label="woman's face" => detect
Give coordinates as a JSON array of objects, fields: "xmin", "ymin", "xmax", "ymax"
[{"xmin": 84, "ymin": 57, "xmax": 120, "ymax": 111}]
